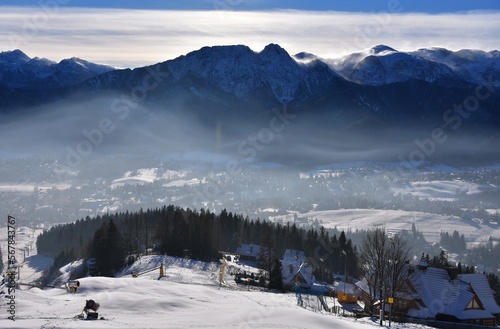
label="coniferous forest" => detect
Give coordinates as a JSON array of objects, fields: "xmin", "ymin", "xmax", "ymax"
[
  {"xmin": 35, "ymin": 205, "xmax": 500, "ymax": 302},
  {"xmin": 36, "ymin": 205, "xmax": 358, "ymax": 281}
]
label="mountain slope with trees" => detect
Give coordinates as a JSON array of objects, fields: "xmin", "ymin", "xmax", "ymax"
[{"xmin": 36, "ymin": 205, "xmax": 358, "ymax": 282}]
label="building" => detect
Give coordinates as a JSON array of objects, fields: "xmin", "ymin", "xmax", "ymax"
[
  {"xmin": 357, "ymin": 260, "xmax": 500, "ymax": 326},
  {"xmin": 235, "ymin": 244, "xmax": 261, "ymax": 264},
  {"xmin": 336, "ymin": 281, "xmax": 360, "ymax": 304},
  {"xmin": 281, "ymin": 249, "xmax": 315, "ymax": 289},
  {"xmin": 405, "ymin": 263, "xmax": 499, "ymax": 326},
  {"xmin": 458, "ymin": 273, "xmax": 500, "ymax": 325}
]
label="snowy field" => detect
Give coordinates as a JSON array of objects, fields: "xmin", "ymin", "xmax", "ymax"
[
  {"xmin": 0, "ymin": 259, "xmax": 432, "ymax": 329},
  {"xmin": 270, "ymin": 209, "xmax": 500, "ymax": 245},
  {"xmin": 0, "ymin": 184, "xmax": 70, "ymax": 194},
  {"xmin": 391, "ymin": 180, "xmax": 482, "ymax": 201},
  {"xmin": 0, "ymin": 228, "xmax": 433, "ymax": 329}
]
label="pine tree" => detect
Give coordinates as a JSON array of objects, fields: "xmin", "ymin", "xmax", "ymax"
[
  {"xmin": 90, "ymin": 220, "xmax": 125, "ymax": 277},
  {"xmin": 258, "ymin": 233, "xmax": 274, "ymax": 275},
  {"xmin": 0, "ymin": 245, "xmax": 3, "ymax": 274},
  {"xmin": 487, "ymin": 273, "xmax": 500, "ymax": 304},
  {"xmin": 268, "ymin": 258, "xmax": 284, "ymax": 292}
]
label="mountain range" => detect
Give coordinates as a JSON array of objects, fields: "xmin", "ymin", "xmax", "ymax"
[{"xmin": 0, "ymin": 44, "xmax": 499, "ymax": 165}]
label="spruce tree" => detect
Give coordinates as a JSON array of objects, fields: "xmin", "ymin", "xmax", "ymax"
[
  {"xmin": 268, "ymin": 258, "xmax": 284, "ymax": 292},
  {"xmin": 0, "ymin": 245, "xmax": 3, "ymax": 274},
  {"xmin": 90, "ymin": 220, "xmax": 125, "ymax": 277},
  {"xmin": 258, "ymin": 233, "xmax": 274, "ymax": 275}
]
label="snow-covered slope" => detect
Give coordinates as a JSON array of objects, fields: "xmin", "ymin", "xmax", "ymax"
[
  {"xmin": 270, "ymin": 209, "xmax": 499, "ymax": 246},
  {"xmin": 410, "ymin": 47, "xmax": 500, "ymax": 87},
  {"xmin": 161, "ymin": 43, "xmax": 338, "ymax": 103},
  {"xmin": 328, "ymin": 45, "xmax": 459, "ymax": 85},
  {"xmin": 0, "ymin": 249, "xmax": 433, "ymax": 328},
  {"xmin": 0, "ymin": 226, "xmax": 433, "ymax": 328},
  {"xmin": 2, "ymin": 44, "xmax": 498, "ymax": 95}
]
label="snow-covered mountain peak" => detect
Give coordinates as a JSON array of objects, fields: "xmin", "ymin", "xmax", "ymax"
[
  {"xmin": 59, "ymin": 57, "xmax": 91, "ymax": 70},
  {"xmin": 0, "ymin": 49, "xmax": 30, "ymax": 65},
  {"xmin": 369, "ymin": 44, "xmax": 397, "ymax": 55},
  {"xmin": 409, "ymin": 47, "xmax": 500, "ymax": 86},
  {"xmin": 489, "ymin": 50, "xmax": 500, "ymax": 57},
  {"xmin": 293, "ymin": 51, "xmax": 318, "ymax": 63},
  {"xmin": 30, "ymin": 56, "xmax": 56, "ymax": 66},
  {"xmin": 0, "ymin": 50, "xmax": 115, "ymax": 88},
  {"xmin": 161, "ymin": 43, "xmax": 332, "ymax": 104},
  {"xmin": 326, "ymin": 45, "xmax": 397, "ymax": 74},
  {"xmin": 58, "ymin": 57, "xmax": 115, "ymax": 73},
  {"xmin": 327, "ymin": 44, "xmax": 479, "ymax": 85},
  {"xmin": 261, "ymin": 43, "xmax": 289, "ymax": 57}
]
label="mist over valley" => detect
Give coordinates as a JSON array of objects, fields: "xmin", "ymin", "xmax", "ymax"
[{"xmin": 0, "ymin": 43, "xmax": 499, "ymax": 262}]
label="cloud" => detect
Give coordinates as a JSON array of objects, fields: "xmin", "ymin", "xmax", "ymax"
[{"xmin": 0, "ymin": 6, "xmax": 498, "ymax": 67}]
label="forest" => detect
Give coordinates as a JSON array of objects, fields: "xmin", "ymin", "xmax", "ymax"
[
  {"xmin": 35, "ymin": 205, "xmax": 500, "ymax": 303},
  {"xmin": 36, "ymin": 205, "xmax": 358, "ymax": 283}
]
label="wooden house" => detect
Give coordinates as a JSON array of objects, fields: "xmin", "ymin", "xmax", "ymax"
[
  {"xmin": 235, "ymin": 244, "xmax": 261, "ymax": 263},
  {"xmin": 336, "ymin": 281, "xmax": 360, "ymax": 303},
  {"xmin": 281, "ymin": 249, "xmax": 315, "ymax": 289},
  {"xmin": 357, "ymin": 260, "xmax": 500, "ymax": 326}
]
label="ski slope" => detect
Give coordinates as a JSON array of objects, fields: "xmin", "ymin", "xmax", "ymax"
[
  {"xmin": 0, "ymin": 231, "xmax": 433, "ymax": 329},
  {"xmin": 3, "ymin": 275, "xmax": 372, "ymax": 329}
]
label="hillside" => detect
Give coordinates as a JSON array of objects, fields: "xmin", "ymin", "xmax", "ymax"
[
  {"xmin": 0, "ymin": 230, "xmax": 430, "ymax": 329},
  {"xmin": 270, "ymin": 208, "xmax": 499, "ymax": 247},
  {"xmin": 1, "ymin": 252, "xmax": 434, "ymax": 329}
]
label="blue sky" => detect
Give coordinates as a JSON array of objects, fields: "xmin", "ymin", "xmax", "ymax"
[
  {"xmin": 0, "ymin": 0, "xmax": 499, "ymax": 67},
  {"xmin": 2, "ymin": 0, "xmax": 499, "ymax": 12}
]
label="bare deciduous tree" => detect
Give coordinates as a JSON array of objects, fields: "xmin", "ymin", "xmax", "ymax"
[{"xmin": 359, "ymin": 228, "xmax": 411, "ymax": 325}]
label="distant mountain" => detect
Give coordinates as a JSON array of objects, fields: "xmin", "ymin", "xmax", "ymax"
[
  {"xmin": 0, "ymin": 44, "xmax": 499, "ymax": 165},
  {"xmin": 77, "ymin": 43, "xmax": 499, "ymax": 126},
  {"xmin": 326, "ymin": 45, "xmax": 499, "ymax": 87},
  {"xmin": 0, "ymin": 49, "xmax": 114, "ymax": 89},
  {"xmin": 1, "ymin": 44, "xmax": 498, "ymax": 111},
  {"xmin": 410, "ymin": 47, "xmax": 500, "ymax": 88}
]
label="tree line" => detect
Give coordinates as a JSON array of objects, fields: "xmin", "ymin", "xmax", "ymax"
[
  {"xmin": 36, "ymin": 205, "xmax": 358, "ymax": 282},
  {"xmin": 439, "ymin": 230, "xmax": 466, "ymax": 253},
  {"xmin": 34, "ymin": 205, "xmax": 500, "ymax": 304}
]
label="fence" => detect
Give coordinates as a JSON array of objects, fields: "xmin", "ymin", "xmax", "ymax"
[{"xmin": 402, "ymin": 317, "xmax": 496, "ymax": 329}]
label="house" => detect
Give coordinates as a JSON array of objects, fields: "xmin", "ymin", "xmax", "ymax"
[
  {"xmin": 281, "ymin": 249, "xmax": 315, "ymax": 289},
  {"xmin": 235, "ymin": 244, "xmax": 261, "ymax": 263},
  {"xmin": 336, "ymin": 281, "xmax": 360, "ymax": 303},
  {"xmin": 405, "ymin": 264, "xmax": 499, "ymax": 326},
  {"xmin": 356, "ymin": 260, "xmax": 500, "ymax": 326},
  {"xmin": 458, "ymin": 273, "xmax": 500, "ymax": 325}
]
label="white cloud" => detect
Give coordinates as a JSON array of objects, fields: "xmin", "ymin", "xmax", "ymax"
[{"xmin": 0, "ymin": 6, "xmax": 498, "ymax": 67}]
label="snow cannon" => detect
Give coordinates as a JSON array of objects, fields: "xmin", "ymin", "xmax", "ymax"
[
  {"xmin": 65, "ymin": 280, "xmax": 80, "ymax": 294},
  {"xmin": 83, "ymin": 299, "xmax": 100, "ymax": 320}
]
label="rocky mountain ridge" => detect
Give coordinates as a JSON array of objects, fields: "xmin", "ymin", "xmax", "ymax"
[{"xmin": 0, "ymin": 44, "xmax": 498, "ymax": 165}]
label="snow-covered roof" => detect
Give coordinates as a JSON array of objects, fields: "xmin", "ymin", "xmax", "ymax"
[
  {"xmin": 409, "ymin": 267, "xmax": 471, "ymax": 318},
  {"xmin": 235, "ymin": 244, "xmax": 261, "ymax": 258},
  {"xmin": 408, "ymin": 267, "xmax": 497, "ymax": 321},
  {"xmin": 281, "ymin": 249, "xmax": 314, "ymax": 287},
  {"xmin": 336, "ymin": 282, "xmax": 358, "ymax": 295},
  {"xmin": 282, "ymin": 261, "xmax": 315, "ymax": 287},
  {"xmin": 416, "ymin": 259, "xmax": 429, "ymax": 269},
  {"xmin": 458, "ymin": 273, "xmax": 500, "ymax": 315},
  {"xmin": 282, "ymin": 249, "xmax": 305, "ymax": 263}
]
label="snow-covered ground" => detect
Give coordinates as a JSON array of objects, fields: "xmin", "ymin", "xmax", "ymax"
[
  {"xmin": 0, "ymin": 183, "xmax": 70, "ymax": 194},
  {"xmin": 391, "ymin": 180, "xmax": 482, "ymax": 201},
  {"xmin": 270, "ymin": 209, "xmax": 500, "ymax": 245},
  {"xmin": 0, "ymin": 228, "xmax": 433, "ymax": 329}
]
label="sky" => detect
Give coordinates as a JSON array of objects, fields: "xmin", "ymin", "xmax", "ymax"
[{"xmin": 0, "ymin": 0, "xmax": 499, "ymax": 67}]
